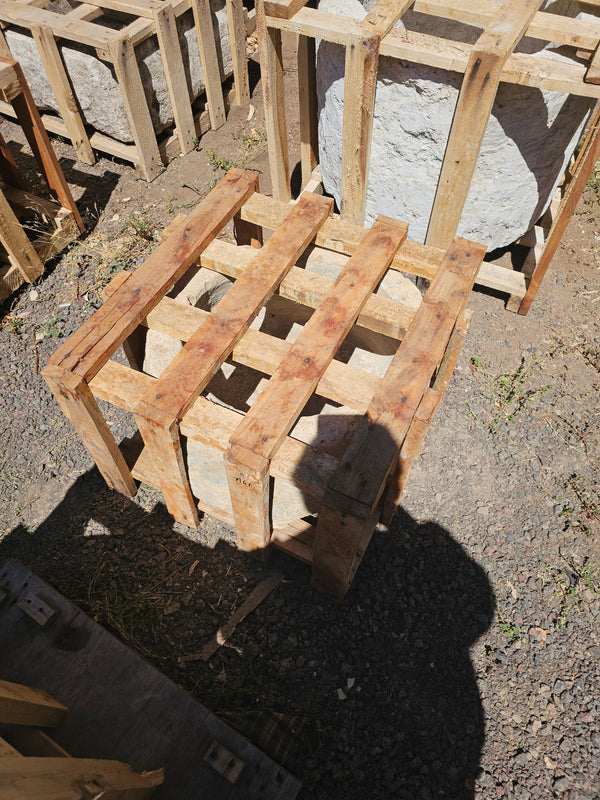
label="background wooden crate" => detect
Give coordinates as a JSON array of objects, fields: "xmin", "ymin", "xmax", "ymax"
[
  {"xmin": 258, "ymin": 0, "xmax": 600, "ymax": 314},
  {"xmin": 0, "ymin": 0, "xmax": 252, "ymax": 180},
  {"xmin": 0, "ymin": 57, "xmax": 83, "ymax": 302},
  {"xmin": 43, "ymin": 169, "xmax": 485, "ymax": 599}
]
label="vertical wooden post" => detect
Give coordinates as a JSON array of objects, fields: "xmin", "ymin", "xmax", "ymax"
[
  {"xmin": 30, "ymin": 25, "xmax": 95, "ymax": 165},
  {"xmin": 426, "ymin": 0, "xmax": 545, "ymax": 249},
  {"xmin": 192, "ymin": 0, "xmax": 227, "ymax": 129},
  {"xmin": 298, "ymin": 33, "xmax": 318, "ymax": 189},
  {"xmin": 43, "ymin": 365, "xmax": 137, "ymax": 497},
  {"xmin": 0, "ymin": 188, "xmax": 44, "ymax": 282},
  {"xmin": 108, "ymin": 37, "xmax": 163, "ymax": 182},
  {"xmin": 224, "ymin": 444, "xmax": 271, "ymax": 555},
  {"xmin": 257, "ymin": 0, "xmax": 291, "ymax": 202},
  {"xmin": 226, "ymin": 0, "xmax": 250, "ymax": 106},
  {"xmin": 154, "ymin": 5, "xmax": 197, "ymax": 155}
]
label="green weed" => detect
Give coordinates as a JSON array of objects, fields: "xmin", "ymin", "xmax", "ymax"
[{"xmin": 491, "ymin": 595, "xmax": 521, "ymax": 642}]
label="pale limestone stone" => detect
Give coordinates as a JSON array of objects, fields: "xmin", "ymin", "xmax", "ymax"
[{"xmin": 317, "ymin": 0, "xmax": 595, "ymax": 249}]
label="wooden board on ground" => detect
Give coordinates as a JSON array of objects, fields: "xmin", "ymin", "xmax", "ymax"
[{"xmin": 0, "ymin": 559, "xmax": 302, "ymax": 800}]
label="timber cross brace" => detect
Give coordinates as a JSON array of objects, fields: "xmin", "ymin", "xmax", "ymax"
[{"xmin": 44, "ymin": 168, "xmax": 486, "ymax": 600}]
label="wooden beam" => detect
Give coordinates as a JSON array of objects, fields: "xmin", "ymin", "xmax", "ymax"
[
  {"xmin": 226, "ymin": 0, "xmax": 250, "ymax": 105},
  {"xmin": 192, "ymin": 0, "xmax": 226, "ymax": 129},
  {"xmin": 0, "ymin": 680, "xmax": 67, "ymax": 728}
]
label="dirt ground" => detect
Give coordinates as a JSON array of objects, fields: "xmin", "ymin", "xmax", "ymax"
[{"xmin": 1, "ymin": 43, "xmax": 600, "ymax": 800}]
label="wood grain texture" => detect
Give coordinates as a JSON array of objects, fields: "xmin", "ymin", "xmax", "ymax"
[
  {"xmin": 135, "ymin": 192, "xmax": 333, "ymax": 424},
  {"xmin": 0, "ymin": 680, "xmax": 67, "ymax": 727},
  {"xmin": 48, "ymin": 170, "xmax": 258, "ymax": 381},
  {"xmin": 192, "ymin": 0, "xmax": 226, "ymax": 129},
  {"xmin": 42, "ymin": 364, "xmax": 137, "ymax": 496},
  {"xmin": 0, "ymin": 187, "xmax": 44, "ymax": 282},
  {"xmin": 425, "ymin": 0, "xmax": 546, "ymax": 248},
  {"xmin": 226, "ymin": 0, "xmax": 250, "ymax": 105}
]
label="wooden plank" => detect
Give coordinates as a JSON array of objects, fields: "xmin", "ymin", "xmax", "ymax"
[
  {"xmin": 585, "ymin": 41, "xmax": 600, "ymax": 85},
  {"xmin": 311, "ymin": 238, "xmax": 485, "ymax": 596},
  {"xmin": 30, "ymin": 25, "xmax": 95, "ymax": 165},
  {"xmin": 135, "ymin": 193, "xmax": 333, "ymax": 425},
  {"xmin": 192, "ymin": 0, "xmax": 226, "ymax": 129},
  {"xmin": 426, "ymin": 0, "xmax": 545, "ymax": 249},
  {"xmin": 230, "ymin": 217, "xmax": 407, "ymax": 462},
  {"xmin": 3, "ymin": 59, "xmax": 85, "ymax": 232},
  {"xmin": 0, "ymin": 187, "xmax": 44, "ymax": 282},
  {"xmin": 0, "ymin": 738, "xmax": 19, "ymax": 758},
  {"xmin": 153, "ymin": 5, "xmax": 196, "ymax": 154},
  {"xmin": 71, "ymin": 0, "xmax": 165, "ymax": 18},
  {"xmin": 0, "ymin": 756, "xmax": 162, "ymax": 799},
  {"xmin": 108, "ymin": 37, "xmax": 163, "ymax": 181},
  {"xmin": 0, "ymin": 4, "xmax": 115, "ymax": 49},
  {"xmin": 42, "ymin": 364, "xmax": 137, "ymax": 496},
  {"xmin": 519, "ymin": 104, "xmax": 600, "ymax": 313},
  {"xmin": 226, "ymin": 0, "xmax": 250, "ymax": 106},
  {"xmin": 297, "ymin": 33, "xmax": 318, "ymax": 189},
  {"xmin": 415, "ymin": 0, "xmax": 600, "ymax": 50},
  {"xmin": 48, "ymin": 169, "xmax": 259, "ymax": 381},
  {"xmin": 263, "ymin": 0, "xmax": 310, "ymax": 19},
  {"xmin": 135, "ymin": 412, "xmax": 199, "ymax": 528},
  {"xmin": 3, "ymin": 728, "xmax": 70, "ymax": 758},
  {"xmin": 258, "ymin": 0, "xmax": 290, "ymax": 202},
  {"xmin": 0, "ymin": 680, "xmax": 67, "ymax": 727}
]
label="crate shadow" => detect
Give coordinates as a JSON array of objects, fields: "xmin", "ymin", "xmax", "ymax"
[{"xmin": 1, "ymin": 457, "xmax": 492, "ymax": 799}]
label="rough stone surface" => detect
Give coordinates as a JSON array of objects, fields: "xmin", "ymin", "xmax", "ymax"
[
  {"xmin": 5, "ymin": 0, "xmax": 232, "ymax": 143},
  {"xmin": 317, "ymin": 0, "xmax": 595, "ymax": 249}
]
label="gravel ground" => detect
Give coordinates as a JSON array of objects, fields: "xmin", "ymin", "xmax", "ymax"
[{"xmin": 1, "ymin": 63, "xmax": 599, "ymax": 799}]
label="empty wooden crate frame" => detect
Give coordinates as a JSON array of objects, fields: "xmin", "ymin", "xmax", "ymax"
[{"xmin": 43, "ymin": 169, "xmax": 486, "ymax": 599}]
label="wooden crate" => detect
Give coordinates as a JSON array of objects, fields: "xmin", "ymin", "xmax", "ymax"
[
  {"xmin": 0, "ymin": 57, "xmax": 83, "ymax": 303},
  {"xmin": 42, "ymin": 168, "xmax": 485, "ymax": 599},
  {"xmin": 257, "ymin": 0, "xmax": 600, "ymax": 314},
  {"xmin": 0, "ymin": 0, "xmax": 251, "ymax": 181}
]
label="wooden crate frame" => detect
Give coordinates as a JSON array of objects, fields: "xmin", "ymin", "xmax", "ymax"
[
  {"xmin": 43, "ymin": 168, "xmax": 485, "ymax": 600},
  {"xmin": 0, "ymin": 0, "xmax": 252, "ymax": 181},
  {"xmin": 0, "ymin": 57, "xmax": 84, "ymax": 303},
  {"xmin": 258, "ymin": 0, "xmax": 600, "ymax": 314}
]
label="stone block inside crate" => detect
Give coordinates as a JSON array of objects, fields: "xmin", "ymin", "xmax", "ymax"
[
  {"xmin": 43, "ymin": 169, "xmax": 486, "ymax": 599},
  {"xmin": 6, "ymin": 0, "xmax": 233, "ymax": 143}
]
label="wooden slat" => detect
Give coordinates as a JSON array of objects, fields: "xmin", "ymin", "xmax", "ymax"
[
  {"xmin": 153, "ymin": 5, "xmax": 196, "ymax": 154},
  {"xmin": 229, "ymin": 216, "xmax": 407, "ymax": 462},
  {"xmin": 297, "ymin": 33, "xmax": 318, "ymax": 188},
  {"xmin": 0, "ymin": 680, "xmax": 67, "ymax": 727},
  {"xmin": 43, "ymin": 364, "xmax": 137, "ymax": 496},
  {"xmin": 585, "ymin": 42, "xmax": 600, "ymax": 85},
  {"xmin": 109, "ymin": 37, "xmax": 163, "ymax": 181},
  {"xmin": 0, "ymin": 186, "xmax": 44, "ymax": 282},
  {"xmin": 426, "ymin": 0, "xmax": 545, "ymax": 249},
  {"xmin": 226, "ymin": 0, "xmax": 250, "ymax": 105},
  {"xmin": 340, "ymin": 1, "xmax": 414, "ymax": 225},
  {"xmin": 192, "ymin": 0, "xmax": 226, "ymax": 129},
  {"xmin": 0, "ymin": 756, "xmax": 163, "ymax": 800},
  {"xmin": 263, "ymin": 0, "xmax": 310, "ymax": 19},
  {"xmin": 30, "ymin": 25, "xmax": 95, "ymax": 165},
  {"xmin": 2, "ymin": 58, "xmax": 85, "ymax": 232},
  {"xmin": 71, "ymin": 0, "xmax": 165, "ymax": 18},
  {"xmin": 519, "ymin": 104, "xmax": 600, "ymax": 313},
  {"xmin": 258, "ymin": 0, "xmax": 290, "ymax": 202},
  {"xmin": 0, "ymin": 738, "xmax": 19, "ymax": 758},
  {"xmin": 225, "ymin": 215, "xmax": 406, "ymax": 551},
  {"xmin": 101, "ymin": 283, "xmax": 382, "ymax": 413},
  {"xmin": 135, "ymin": 192, "xmax": 334, "ymax": 425},
  {"xmin": 311, "ymin": 237, "xmax": 485, "ymax": 597},
  {"xmin": 0, "ymin": 3, "xmax": 115, "ymax": 49},
  {"xmin": 414, "ymin": 0, "xmax": 600, "ymax": 51},
  {"xmin": 47, "ymin": 169, "xmax": 259, "ymax": 381}
]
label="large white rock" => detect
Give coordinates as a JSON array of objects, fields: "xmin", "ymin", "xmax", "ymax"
[
  {"xmin": 317, "ymin": 0, "xmax": 595, "ymax": 249},
  {"xmin": 5, "ymin": 0, "xmax": 232, "ymax": 143}
]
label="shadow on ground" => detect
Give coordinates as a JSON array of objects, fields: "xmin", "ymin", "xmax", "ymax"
[{"xmin": 1, "ymin": 468, "xmax": 493, "ymax": 800}]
